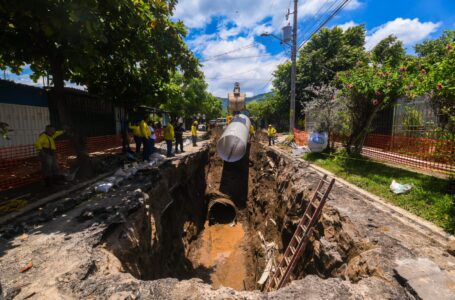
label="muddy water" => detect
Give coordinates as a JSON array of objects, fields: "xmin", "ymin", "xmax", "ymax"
[{"xmin": 189, "ymin": 221, "xmax": 247, "ymax": 290}]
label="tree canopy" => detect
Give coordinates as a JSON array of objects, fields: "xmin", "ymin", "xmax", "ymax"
[
  {"xmin": 257, "ymin": 26, "xmax": 454, "ymax": 153},
  {"xmin": 0, "ymin": 0, "xmax": 200, "ymax": 109}
]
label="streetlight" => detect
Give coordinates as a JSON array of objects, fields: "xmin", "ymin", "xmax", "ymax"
[{"xmin": 260, "ymin": 32, "xmax": 291, "ymax": 46}]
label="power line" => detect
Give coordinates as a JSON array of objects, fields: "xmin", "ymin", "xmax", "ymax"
[
  {"xmin": 296, "ymin": 0, "xmax": 342, "ymax": 47},
  {"xmin": 202, "ymin": 54, "xmax": 273, "ymax": 62},
  {"xmin": 200, "ymin": 43, "xmax": 256, "ymax": 62},
  {"xmin": 256, "ymin": 0, "xmax": 352, "ymax": 94},
  {"xmin": 298, "ymin": 0, "xmax": 352, "ymax": 50}
]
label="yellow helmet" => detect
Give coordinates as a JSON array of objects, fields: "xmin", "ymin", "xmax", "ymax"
[{"xmin": 194, "ymin": 120, "xmax": 198, "ymax": 125}]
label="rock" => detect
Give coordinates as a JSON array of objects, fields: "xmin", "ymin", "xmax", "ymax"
[
  {"xmin": 394, "ymin": 258, "xmax": 455, "ymax": 300},
  {"xmin": 447, "ymin": 240, "xmax": 455, "ymax": 256},
  {"xmin": 4, "ymin": 287, "xmax": 20, "ymax": 300}
]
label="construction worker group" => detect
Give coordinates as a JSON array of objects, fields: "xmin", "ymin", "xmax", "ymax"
[
  {"xmin": 133, "ymin": 116, "xmax": 199, "ymax": 158},
  {"xmin": 34, "ymin": 118, "xmax": 276, "ymax": 186}
]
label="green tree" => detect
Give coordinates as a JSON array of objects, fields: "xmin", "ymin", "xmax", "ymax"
[
  {"xmin": 371, "ymin": 35, "xmax": 405, "ymax": 67},
  {"xmin": 338, "ymin": 60, "xmax": 409, "ymax": 153},
  {"xmin": 0, "ymin": 0, "xmax": 199, "ymax": 157},
  {"xmin": 271, "ymin": 26, "xmax": 366, "ymax": 121},
  {"xmin": 160, "ymin": 73, "xmax": 222, "ymax": 121},
  {"xmin": 412, "ymin": 31, "xmax": 455, "ymax": 133}
]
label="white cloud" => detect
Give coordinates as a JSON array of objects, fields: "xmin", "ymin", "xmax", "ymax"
[
  {"xmin": 335, "ymin": 21, "xmax": 358, "ymax": 31},
  {"xmin": 195, "ymin": 36, "xmax": 286, "ymax": 97},
  {"xmin": 175, "ymin": 0, "xmax": 362, "ymax": 97},
  {"xmin": 174, "ymin": 0, "xmax": 361, "ymax": 32},
  {"xmin": 365, "ymin": 18, "xmax": 441, "ymax": 50}
]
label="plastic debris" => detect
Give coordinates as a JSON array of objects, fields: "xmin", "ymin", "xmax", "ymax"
[
  {"xmin": 94, "ymin": 182, "xmax": 114, "ymax": 193},
  {"xmin": 390, "ymin": 180, "xmax": 413, "ymax": 194},
  {"xmin": 308, "ymin": 132, "xmax": 328, "ymax": 153}
]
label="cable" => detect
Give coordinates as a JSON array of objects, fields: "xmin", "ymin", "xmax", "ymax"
[
  {"xmin": 255, "ymin": 0, "xmax": 352, "ymax": 94},
  {"xmin": 296, "ymin": 0, "xmax": 342, "ymax": 47},
  {"xmin": 200, "ymin": 43, "xmax": 256, "ymax": 62},
  {"xmin": 202, "ymin": 54, "xmax": 273, "ymax": 62},
  {"xmin": 298, "ymin": 0, "xmax": 352, "ymax": 50}
]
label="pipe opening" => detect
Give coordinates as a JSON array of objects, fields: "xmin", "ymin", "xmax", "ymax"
[{"xmin": 207, "ymin": 198, "xmax": 237, "ymax": 225}]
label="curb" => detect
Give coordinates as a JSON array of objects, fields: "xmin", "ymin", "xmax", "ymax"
[
  {"xmin": 0, "ymin": 170, "xmax": 115, "ymax": 226},
  {"xmin": 270, "ymin": 146, "xmax": 454, "ymax": 246}
]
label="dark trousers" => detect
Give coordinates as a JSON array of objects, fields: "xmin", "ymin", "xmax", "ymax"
[
  {"xmin": 39, "ymin": 149, "xmax": 60, "ymax": 186},
  {"xmin": 175, "ymin": 136, "xmax": 183, "ymax": 152},
  {"xmin": 192, "ymin": 136, "xmax": 197, "ymax": 146},
  {"xmin": 142, "ymin": 137, "xmax": 151, "ymax": 160},
  {"xmin": 166, "ymin": 140, "xmax": 173, "ymax": 157},
  {"xmin": 150, "ymin": 139, "xmax": 155, "ymax": 154},
  {"xmin": 268, "ymin": 136, "xmax": 275, "ymax": 146},
  {"xmin": 133, "ymin": 135, "xmax": 142, "ymax": 153}
]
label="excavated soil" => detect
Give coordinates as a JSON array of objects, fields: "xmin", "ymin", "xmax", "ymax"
[
  {"xmin": 100, "ymin": 141, "xmax": 373, "ymax": 292},
  {"xmin": 0, "ymin": 138, "xmax": 454, "ymax": 299}
]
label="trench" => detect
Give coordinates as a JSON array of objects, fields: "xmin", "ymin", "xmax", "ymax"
[{"xmin": 103, "ymin": 140, "xmax": 371, "ymax": 291}]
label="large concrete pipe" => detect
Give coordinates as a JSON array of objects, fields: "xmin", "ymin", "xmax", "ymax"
[
  {"xmin": 216, "ymin": 114, "xmax": 251, "ymax": 162},
  {"xmin": 207, "ymin": 198, "xmax": 237, "ymax": 225}
]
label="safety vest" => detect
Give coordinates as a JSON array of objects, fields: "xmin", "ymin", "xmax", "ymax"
[
  {"xmin": 129, "ymin": 123, "xmax": 142, "ymax": 137},
  {"xmin": 35, "ymin": 131, "xmax": 64, "ymax": 151},
  {"xmin": 139, "ymin": 120, "xmax": 151, "ymax": 139},
  {"xmin": 191, "ymin": 125, "xmax": 197, "ymax": 136},
  {"xmin": 249, "ymin": 125, "xmax": 255, "ymax": 135},
  {"xmin": 267, "ymin": 127, "xmax": 276, "ymax": 137},
  {"xmin": 164, "ymin": 123, "xmax": 174, "ymax": 141}
]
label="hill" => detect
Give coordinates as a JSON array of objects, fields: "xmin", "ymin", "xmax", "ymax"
[{"xmin": 218, "ymin": 92, "xmax": 271, "ymax": 111}]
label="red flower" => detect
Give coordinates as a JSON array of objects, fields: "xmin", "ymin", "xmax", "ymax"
[
  {"xmin": 375, "ymin": 91, "xmax": 381, "ymax": 97},
  {"xmin": 437, "ymin": 83, "xmax": 443, "ymax": 90},
  {"xmin": 347, "ymin": 84, "xmax": 353, "ymax": 90},
  {"xmin": 372, "ymin": 99, "xmax": 379, "ymax": 106},
  {"xmin": 447, "ymin": 44, "xmax": 453, "ymax": 50}
]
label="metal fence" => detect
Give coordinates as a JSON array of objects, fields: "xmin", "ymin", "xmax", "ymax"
[{"xmin": 293, "ymin": 129, "xmax": 455, "ymax": 174}]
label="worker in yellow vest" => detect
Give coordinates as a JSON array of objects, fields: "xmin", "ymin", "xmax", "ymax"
[
  {"xmin": 267, "ymin": 124, "xmax": 277, "ymax": 146},
  {"xmin": 128, "ymin": 122, "xmax": 142, "ymax": 153},
  {"xmin": 140, "ymin": 116, "xmax": 152, "ymax": 160},
  {"xmin": 249, "ymin": 124, "xmax": 255, "ymax": 141},
  {"xmin": 191, "ymin": 120, "xmax": 198, "ymax": 146},
  {"xmin": 226, "ymin": 115, "xmax": 232, "ymax": 125},
  {"xmin": 35, "ymin": 125, "xmax": 64, "ymax": 186},
  {"xmin": 164, "ymin": 121, "xmax": 175, "ymax": 157}
]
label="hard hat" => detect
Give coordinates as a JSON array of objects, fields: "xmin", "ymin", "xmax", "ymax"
[
  {"xmin": 268, "ymin": 124, "xmax": 272, "ymax": 127},
  {"xmin": 194, "ymin": 120, "xmax": 198, "ymax": 125}
]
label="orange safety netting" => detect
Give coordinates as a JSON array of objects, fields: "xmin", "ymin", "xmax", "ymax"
[
  {"xmin": 0, "ymin": 135, "xmax": 123, "ymax": 192},
  {"xmin": 293, "ymin": 129, "xmax": 455, "ymax": 174},
  {"xmin": 293, "ymin": 128, "xmax": 309, "ymax": 146}
]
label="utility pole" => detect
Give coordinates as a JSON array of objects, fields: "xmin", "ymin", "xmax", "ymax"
[{"xmin": 290, "ymin": 0, "xmax": 298, "ymax": 133}]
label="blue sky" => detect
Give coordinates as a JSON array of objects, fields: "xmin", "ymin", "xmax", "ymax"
[
  {"xmin": 174, "ymin": 0, "xmax": 455, "ymax": 97},
  {"xmin": 4, "ymin": 0, "xmax": 455, "ymax": 97}
]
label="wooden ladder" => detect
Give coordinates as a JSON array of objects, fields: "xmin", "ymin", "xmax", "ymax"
[{"xmin": 266, "ymin": 175, "xmax": 335, "ymax": 291}]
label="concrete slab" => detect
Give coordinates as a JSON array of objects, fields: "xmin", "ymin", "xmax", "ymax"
[{"xmin": 394, "ymin": 258, "xmax": 455, "ymax": 300}]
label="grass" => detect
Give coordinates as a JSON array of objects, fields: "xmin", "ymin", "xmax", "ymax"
[{"xmin": 304, "ymin": 150, "xmax": 455, "ymax": 234}]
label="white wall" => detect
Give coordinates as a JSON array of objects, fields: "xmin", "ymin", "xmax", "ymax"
[{"xmin": 0, "ymin": 103, "xmax": 50, "ymax": 148}]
